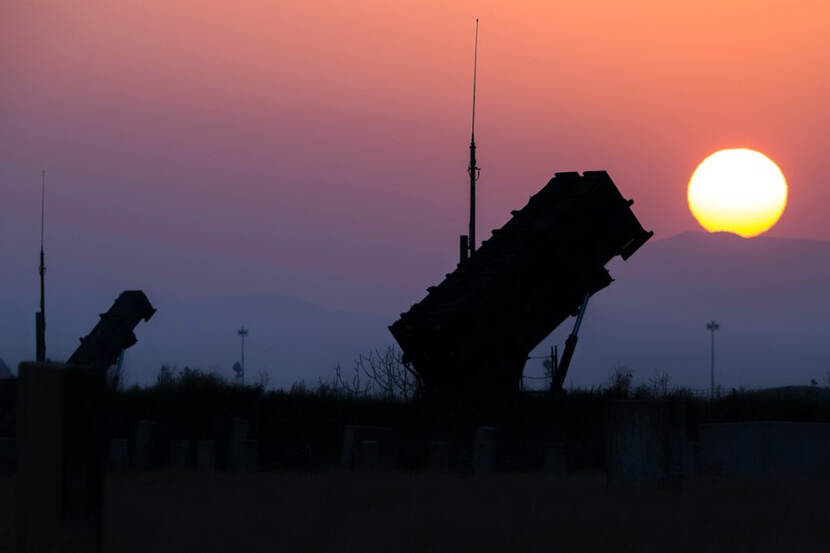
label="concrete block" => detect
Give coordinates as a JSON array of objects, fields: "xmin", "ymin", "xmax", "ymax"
[
  {"xmin": 700, "ymin": 422, "xmax": 830, "ymax": 478},
  {"xmin": 236, "ymin": 439, "xmax": 259, "ymax": 472},
  {"xmin": 606, "ymin": 401, "xmax": 688, "ymax": 488},
  {"xmin": 543, "ymin": 442, "xmax": 566, "ymax": 475},
  {"xmin": 447, "ymin": 438, "xmax": 474, "ymax": 474},
  {"xmin": 134, "ymin": 420, "xmax": 162, "ymax": 470},
  {"xmin": 473, "ymin": 426, "xmax": 498, "ymax": 474},
  {"xmin": 226, "ymin": 418, "xmax": 250, "ymax": 470},
  {"xmin": 106, "ymin": 439, "xmax": 129, "ymax": 472},
  {"xmin": 428, "ymin": 440, "xmax": 449, "ymax": 473},
  {"xmin": 0, "ymin": 437, "xmax": 15, "ymax": 475},
  {"xmin": 168, "ymin": 439, "xmax": 191, "ymax": 470},
  {"xmin": 359, "ymin": 440, "xmax": 380, "ymax": 470},
  {"xmin": 197, "ymin": 440, "xmax": 216, "ymax": 471},
  {"xmin": 0, "ymin": 379, "xmax": 15, "ymax": 438},
  {"xmin": 341, "ymin": 425, "xmax": 399, "ymax": 470}
]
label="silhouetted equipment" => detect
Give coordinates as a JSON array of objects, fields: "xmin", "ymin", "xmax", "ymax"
[
  {"xmin": 552, "ymin": 292, "xmax": 590, "ymax": 391},
  {"xmin": 35, "ymin": 170, "xmax": 46, "ymax": 362},
  {"xmin": 463, "ymin": 19, "xmax": 481, "ymax": 259},
  {"xmin": 390, "ymin": 171, "xmax": 653, "ymax": 391},
  {"xmin": 544, "ymin": 346, "xmax": 558, "ymax": 389},
  {"xmin": 35, "ymin": 312, "xmax": 44, "ymax": 362},
  {"xmin": 67, "ymin": 291, "xmax": 156, "ymax": 370},
  {"xmin": 109, "ymin": 349, "xmax": 126, "ymax": 390}
]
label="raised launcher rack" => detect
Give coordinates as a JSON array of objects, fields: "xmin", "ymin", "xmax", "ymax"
[
  {"xmin": 68, "ymin": 290, "xmax": 156, "ymax": 371},
  {"xmin": 389, "ymin": 171, "xmax": 652, "ymax": 392}
]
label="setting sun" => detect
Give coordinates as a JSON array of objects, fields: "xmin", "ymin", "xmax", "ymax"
[{"xmin": 687, "ymin": 149, "xmax": 788, "ymax": 238}]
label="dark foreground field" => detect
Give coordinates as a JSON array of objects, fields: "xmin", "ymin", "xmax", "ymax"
[{"xmin": 4, "ymin": 472, "xmax": 830, "ymax": 553}]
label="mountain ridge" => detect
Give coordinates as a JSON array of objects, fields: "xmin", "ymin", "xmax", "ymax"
[
  {"xmin": 1, "ymin": 231, "xmax": 827, "ymax": 389},
  {"xmin": 525, "ymin": 230, "xmax": 830, "ymax": 390}
]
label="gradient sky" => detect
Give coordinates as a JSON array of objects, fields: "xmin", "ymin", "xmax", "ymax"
[{"xmin": 2, "ymin": 2, "xmax": 829, "ymax": 377}]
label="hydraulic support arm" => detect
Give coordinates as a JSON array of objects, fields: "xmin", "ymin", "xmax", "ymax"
[{"xmin": 552, "ymin": 292, "xmax": 590, "ymax": 391}]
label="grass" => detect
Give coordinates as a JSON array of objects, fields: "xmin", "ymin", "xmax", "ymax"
[{"xmin": 4, "ymin": 471, "xmax": 830, "ymax": 553}]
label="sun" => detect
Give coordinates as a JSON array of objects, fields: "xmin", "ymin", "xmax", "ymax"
[{"xmin": 687, "ymin": 148, "xmax": 787, "ymax": 238}]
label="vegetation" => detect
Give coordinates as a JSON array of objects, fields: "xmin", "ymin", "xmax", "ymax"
[{"xmin": 92, "ymin": 360, "xmax": 830, "ymax": 473}]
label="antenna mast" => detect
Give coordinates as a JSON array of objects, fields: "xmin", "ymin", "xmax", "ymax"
[
  {"xmin": 468, "ymin": 18, "xmax": 480, "ymax": 256},
  {"xmin": 36, "ymin": 170, "xmax": 46, "ymax": 362},
  {"xmin": 459, "ymin": 19, "xmax": 481, "ymax": 264}
]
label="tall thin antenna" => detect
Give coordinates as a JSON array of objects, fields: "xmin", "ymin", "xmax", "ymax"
[
  {"xmin": 471, "ymin": 18, "xmax": 479, "ymax": 141},
  {"xmin": 36, "ymin": 170, "xmax": 46, "ymax": 362},
  {"xmin": 468, "ymin": 18, "xmax": 480, "ymax": 255},
  {"xmin": 41, "ymin": 170, "xmax": 46, "ymax": 251}
]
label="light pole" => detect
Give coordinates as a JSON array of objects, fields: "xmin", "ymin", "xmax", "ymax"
[
  {"xmin": 237, "ymin": 326, "xmax": 248, "ymax": 385},
  {"xmin": 706, "ymin": 320, "xmax": 720, "ymax": 399}
]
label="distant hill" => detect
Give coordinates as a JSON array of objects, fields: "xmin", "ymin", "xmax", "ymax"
[
  {"xmin": 129, "ymin": 293, "xmax": 391, "ymax": 386},
  {"xmin": 2, "ymin": 231, "xmax": 828, "ymax": 390},
  {"xmin": 524, "ymin": 231, "xmax": 830, "ymax": 390}
]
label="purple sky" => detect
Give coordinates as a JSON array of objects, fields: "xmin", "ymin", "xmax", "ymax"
[{"xmin": 2, "ymin": 2, "xmax": 829, "ymax": 387}]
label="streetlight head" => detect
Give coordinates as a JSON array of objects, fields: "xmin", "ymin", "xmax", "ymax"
[{"xmin": 706, "ymin": 321, "xmax": 720, "ymax": 331}]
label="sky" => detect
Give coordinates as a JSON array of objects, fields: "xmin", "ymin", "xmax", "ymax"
[{"xmin": 1, "ymin": 1, "xmax": 829, "ymax": 385}]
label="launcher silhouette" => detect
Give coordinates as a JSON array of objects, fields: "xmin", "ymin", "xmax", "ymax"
[
  {"xmin": 68, "ymin": 290, "xmax": 156, "ymax": 371},
  {"xmin": 389, "ymin": 171, "xmax": 652, "ymax": 392}
]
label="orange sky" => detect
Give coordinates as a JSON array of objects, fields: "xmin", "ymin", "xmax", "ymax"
[{"xmin": 2, "ymin": 0, "xmax": 829, "ymax": 311}]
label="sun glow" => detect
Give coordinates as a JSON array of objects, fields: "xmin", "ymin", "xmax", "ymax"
[{"xmin": 687, "ymin": 148, "xmax": 787, "ymax": 238}]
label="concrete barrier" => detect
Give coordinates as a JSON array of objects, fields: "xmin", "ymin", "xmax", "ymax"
[
  {"xmin": 106, "ymin": 439, "xmax": 129, "ymax": 472},
  {"xmin": 606, "ymin": 401, "xmax": 689, "ymax": 487},
  {"xmin": 197, "ymin": 440, "xmax": 216, "ymax": 471},
  {"xmin": 473, "ymin": 426, "xmax": 498, "ymax": 474},
  {"xmin": 359, "ymin": 440, "xmax": 380, "ymax": 470},
  {"xmin": 700, "ymin": 422, "xmax": 830, "ymax": 477},
  {"xmin": 0, "ymin": 379, "xmax": 15, "ymax": 439},
  {"xmin": 235, "ymin": 439, "xmax": 259, "ymax": 472},
  {"xmin": 134, "ymin": 420, "xmax": 162, "ymax": 470},
  {"xmin": 428, "ymin": 440, "xmax": 449, "ymax": 473},
  {"xmin": 448, "ymin": 439, "xmax": 474, "ymax": 474},
  {"xmin": 226, "ymin": 418, "xmax": 250, "ymax": 471},
  {"xmin": 0, "ymin": 437, "xmax": 15, "ymax": 475},
  {"xmin": 543, "ymin": 442, "xmax": 567, "ymax": 475},
  {"xmin": 169, "ymin": 439, "xmax": 191, "ymax": 470},
  {"xmin": 341, "ymin": 425, "xmax": 399, "ymax": 470}
]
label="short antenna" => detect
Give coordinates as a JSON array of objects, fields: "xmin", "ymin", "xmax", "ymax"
[{"xmin": 36, "ymin": 169, "xmax": 47, "ymax": 362}]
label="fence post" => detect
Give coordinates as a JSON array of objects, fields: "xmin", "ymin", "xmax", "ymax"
[{"xmin": 16, "ymin": 362, "xmax": 105, "ymax": 553}]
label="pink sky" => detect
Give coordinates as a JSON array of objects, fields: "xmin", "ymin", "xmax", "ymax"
[{"xmin": 2, "ymin": 0, "xmax": 829, "ymax": 314}]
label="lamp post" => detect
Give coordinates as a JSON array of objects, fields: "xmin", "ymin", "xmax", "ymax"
[
  {"xmin": 706, "ymin": 320, "xmax": 720, "ymax": 399},
  {"xmin": 237, "ymin": 327, "xmax": 248, "ymax": 385}
]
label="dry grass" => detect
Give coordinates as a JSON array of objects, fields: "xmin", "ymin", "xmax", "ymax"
[{"xmin": 3, "ymin": 471, "xmax": 830, "ymax": 552}]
